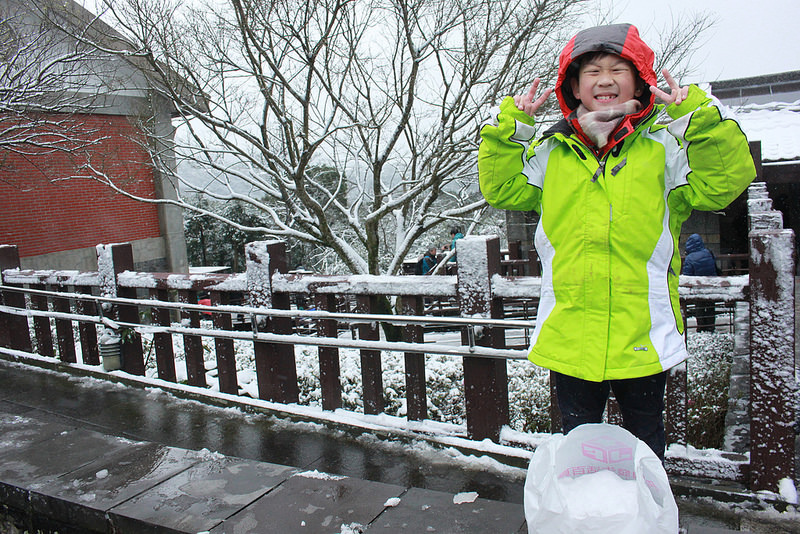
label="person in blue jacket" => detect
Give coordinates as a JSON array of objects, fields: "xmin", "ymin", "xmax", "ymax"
[
  {"xmin": 681, "ymin": 233, "xmax": 718, "ymax": 332},
  {"xmin": 449, "ymin": 227, "xmax": 464, "ymax": 262},
  {"xmin": 421, "ymin": 246, "xmax": 438, "ymax": 274}
]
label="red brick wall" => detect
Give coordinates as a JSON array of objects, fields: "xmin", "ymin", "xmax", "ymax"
[{"xmin": 0, "ymin": 113, "xmax": 163, "ymax": 259}]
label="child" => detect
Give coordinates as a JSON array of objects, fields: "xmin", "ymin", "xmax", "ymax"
[{"xmin": 478, "ymin": 23, "xmax": 755, "ymax": 461}]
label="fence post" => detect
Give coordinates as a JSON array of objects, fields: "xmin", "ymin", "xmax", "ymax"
[
  {"xmin": 315, "ymin": 293, "xmax": 342, "ymax": 411},
  {"xmin": 399, "ymin": 295, "xmax": 427, "ymax": 421},
  {"xmin": 723, "ymin": 301, "xmax": 751, "ymax": 453},
  {"xmin": 53, "ymin": 285, "xmax": 77, "ymax": 363},
  {"xmin": 177, "ymin": 289, "xmax": 206, "ymax": 387},
  {"xmin": 0, "ymin": 245, "xmax": 32, "ymax": 352},
  {"xmin": 355, "ymin": 294, "xmax": 384, "ymax": 415},
  {"xmin": 30, "ymin": 283, "xmax": 55, "ymax": 358},
  {"xmin": 247, "ymin": 241, "xmax": 299, "ymax": 403},
  {"xmin": 150, "ymin": 288, "xmax": 177, "ymax": 382},
  {"xmin": 456, "ymin": 235, "xmax": 509, "ymax": 442},
  {"xmin": 210, "ymin": 289, "xmax": 237, "ymax": 394},
  {"xmin": 98, "ymin": 243, "xmax": 145, "ymax": 375},
  {"xmin": 747, "ymin": 182, "xmax": 797, "ymax": 492},
  {"xmin": 76, "ymin": 287, "xmax": 99, "ymax": 365}
]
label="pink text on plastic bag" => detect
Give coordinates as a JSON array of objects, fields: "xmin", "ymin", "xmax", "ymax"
[
  {"xmin": 557, "ymin": 434, "xmax": 636, "ymax": 480},
  {"xmin": 581, "ymin": 435, "xmax": 633, "ymax": 463}
]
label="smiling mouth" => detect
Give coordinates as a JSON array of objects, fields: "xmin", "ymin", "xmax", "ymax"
[{"xmin": 595, "ymin": 95, "xmax": 617, "ymax": 101}]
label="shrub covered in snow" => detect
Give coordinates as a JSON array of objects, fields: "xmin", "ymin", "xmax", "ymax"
[{"xmin": 685, "ymin": 331, "xmax": 734, "ymax": 449}]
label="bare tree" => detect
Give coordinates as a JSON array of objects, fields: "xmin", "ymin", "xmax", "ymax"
[
  {"xmin": 74, "ymin": 0, "xmax": 713, "ymax": 275},
  {"xmin": 72, "ymin": 0, "xmax": 580, "ymax": 274},
  {"xmin": 0, "ymin": 0, "xmax": 112, "ymax": 167}
]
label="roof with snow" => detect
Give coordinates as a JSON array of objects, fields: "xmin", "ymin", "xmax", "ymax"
[
  {"xmin": 734, "ymin": 100, "xmax": 800, "ymax": 163},
  {"xmin": 707, "ymin": 71, "xmax": 800, "ymax": 163}
]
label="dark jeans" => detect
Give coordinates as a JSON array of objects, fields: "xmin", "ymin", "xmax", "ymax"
[{"xmin": 553, "ymin": 371, "xmax": 668, "ymax": 462}]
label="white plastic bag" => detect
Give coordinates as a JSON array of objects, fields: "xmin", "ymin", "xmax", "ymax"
[{"xmin": 524, "ymin": 423, "xmax": 678, "ymax": 534}]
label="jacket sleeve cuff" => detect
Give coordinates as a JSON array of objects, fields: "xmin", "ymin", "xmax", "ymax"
[
  {"xmin": 498, "ymin": 96, "xmax": 537, "ymax": 140},
  {"xmin": 666, "ymin": 84, "xmax": 712, "ymax": 120}
]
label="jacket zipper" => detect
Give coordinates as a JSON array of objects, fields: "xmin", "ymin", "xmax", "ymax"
[{"xmin": 591, "ymin": 160, "xmax": 605, "ymax": 182}]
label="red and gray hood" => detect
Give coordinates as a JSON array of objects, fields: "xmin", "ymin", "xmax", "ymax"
[{"xmin": 555, "ymin": 24, "xmax": 658, "ymax": 151}]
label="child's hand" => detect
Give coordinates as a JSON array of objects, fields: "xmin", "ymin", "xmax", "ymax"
[
  {"xmin": 649, "ymin": 68, "xmax": 689, "ymax": 105},
  {"xmin": 513, "ymin": 78, "xmax": 553, "ymax": 117}
]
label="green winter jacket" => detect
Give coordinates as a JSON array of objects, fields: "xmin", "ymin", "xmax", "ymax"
[{"xmin": 478, "ymin": 24, "xmax": 755, "ymax": 382}]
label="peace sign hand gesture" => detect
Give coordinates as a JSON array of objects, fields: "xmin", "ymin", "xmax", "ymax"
[
  {"xmin": 513, "ymin": 78, "xmax": 553, "ymax": 117},
  {"xmin": 649, "ymin": 68, "xmax": 689, "ymax": 105}
]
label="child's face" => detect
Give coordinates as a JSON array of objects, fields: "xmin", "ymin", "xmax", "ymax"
[{"xmin": 570, "ymin": 54, "xmax": 642, "ymax": 112}]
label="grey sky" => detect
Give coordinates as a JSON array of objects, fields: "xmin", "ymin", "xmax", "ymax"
[{"xmin": 597, "ymin": 0, "xmax": 799, "ymax": 84}]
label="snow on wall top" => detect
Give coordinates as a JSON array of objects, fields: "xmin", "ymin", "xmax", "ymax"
[
  {"xmin": 1, "ymin": 269, "xmax": 100, "ymax": 287},
  {"xmin": 272, "ymin": 273, "xmax": 458, "ymax": 297}
]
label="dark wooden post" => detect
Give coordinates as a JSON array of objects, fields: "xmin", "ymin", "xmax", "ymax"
[
  {"xmin": 30, "ymin": 283, "xmax": 54, "ymax": 357},
  {"xmin": 0, "ymin": 245, "xmax": 32, "ymax": 352},
  {"xmin": 99, "ymin": 244, "xmax": 145, "ymax": 375},
  {"xmin": 210, "ymin": 290, "xmax": 237, "ymax": 395},
  {"xmin": 456, "ymin": 236, "xmax": 509, "ymax": 442},
  {"xmin": 150, "ymin": 288, "xmax": 177, "ymax": 382},
  {"xmin": 355, "ymin": 294, "xmax": 384, "ymax": 415},
  {"xmin": 76, "ymin": 288, "xmax": 99, "ymax": 365},
  {"xmin": 747, "ymin": 182, "xmax": 797, "ymax": 492},
  {"xmin": 399, "ymin": 295, "xmax": 427, "ymax": 421},
  {"xmin": 247, "ymin": 241, "xmax": 299, "ymax": 403},
  {"xmin": 527, "ymin": 249, "xmax": 541, "ymax": 276},
  {"xmin": 53, "ymin": 286, "xmax": 77, "ymax": 363},
  {"xmin": 315, "ymin": 293, "xmax": 342, "ymax": 411},
  {"xmin": 177, "ymin": 289, "xmax": 206, "ymax": 387}
]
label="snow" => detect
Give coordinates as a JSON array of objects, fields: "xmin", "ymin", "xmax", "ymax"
[
  {"xmin": 455, "ymin": 237, "xmax": 492, "ymax": 316},
  {"xmin": 297, "ymin": 470, "xmax": 348, "ymax": 481},
  {"xmin": 1, "ymin": 269, "xmax": 99, "ymax": 287},
  {"xmin": 383, "ymin": 497, "xmax": 401, "ymax": 507},
  {"xmin": 452, "ymin": 491, "xmax": 479, "ymax": 504},
  {"xmin": 735, "ymin": 100, "xmax": 800, "ymax": 162},
  {"xmin": 779, "ymin": 478, "xmax": 798, "ymax": 505},
  {"xmin": 491, "ymin": 274, "xmax": 541, "ymax": 299},
  {"xmin": 117, "ymin": 271, "xmax": 157, "ymax": 288},
  {"xmin": 245, "ymin": 241, "xmax": 273, "ymax": 307},
  {"xmin": 273, "ymin": 273, "xmax": 457, "ymax": 298},
  {"xmin": 677, "ymin": 275, "xmax": 748, "ymax": 302},
  {"xmin": 96, "ymin": 244, "xmax": 116, "ymax": 298},
  {"xmin": 560, "ymin": 470, "xmax": 638, "ymax": 519}
]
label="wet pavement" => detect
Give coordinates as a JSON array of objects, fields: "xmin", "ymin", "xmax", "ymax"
[{"xmin": 0, "ymin": 356, "xmax": 793, "ymax": 533}]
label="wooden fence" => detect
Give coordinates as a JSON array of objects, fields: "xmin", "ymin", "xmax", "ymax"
[{"xmin": 0, "ymin": 182, "xmax": 795, "ymax": 493}]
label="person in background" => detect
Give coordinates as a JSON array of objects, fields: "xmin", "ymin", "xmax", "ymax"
[
  {"xmin": 681, "ymin": 233, "xmax": 718, "ymax": 332},
  {"xmin": 449, "ymin": 227, "xmax": 464, "ymax": 262},
  {"xmin": 478, "ymin": 23, "xmax": 755, "ymax": 461},
  {"xmin": 421, "ymin": 246, "xmax": 438, "ymax": 275}
]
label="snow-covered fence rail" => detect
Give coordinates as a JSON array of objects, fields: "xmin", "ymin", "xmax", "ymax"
[{"xmin": 0, "ymin": 183, "xmax": 795, "ymax": 491}]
